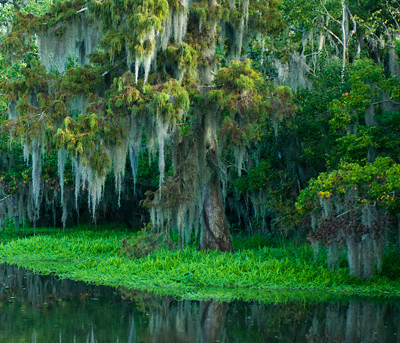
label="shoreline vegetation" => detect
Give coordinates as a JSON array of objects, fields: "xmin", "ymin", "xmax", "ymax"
[{"xmin": 0, "ymin": 225, "xmax": 400, "ymax": 303}]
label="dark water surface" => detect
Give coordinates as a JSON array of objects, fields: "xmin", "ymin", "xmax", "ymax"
[{"xmin": 0, "ymin": 263, "xmax": 400, "ymax": 342}]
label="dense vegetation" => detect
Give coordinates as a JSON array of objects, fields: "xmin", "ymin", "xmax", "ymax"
[
  {"xmin": 2, "ymin": 226, "xmax": 400, "ymax": 301},
  {"xmin": 1, "ymin": 0, "xmax": 400, "ymax": 290}
]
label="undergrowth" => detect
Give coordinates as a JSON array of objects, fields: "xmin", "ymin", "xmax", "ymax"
[{"xmin": 0, "ymin": 225, "xmax": 399, "ymax": 302}]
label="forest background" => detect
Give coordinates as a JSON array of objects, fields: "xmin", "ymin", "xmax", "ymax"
[{"xmin": 0, "ymin": 0, "xmax": 400, "ymax": 289}]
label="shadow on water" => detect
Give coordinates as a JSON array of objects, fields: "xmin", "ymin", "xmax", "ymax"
[{"xmin": 1, "ymin": 262, "xmax": 400, "ymax": 342}]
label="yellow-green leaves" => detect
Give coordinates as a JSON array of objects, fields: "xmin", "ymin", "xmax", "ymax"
[
  {"xmin": 296, "ymin": 157, "xmax": 400, "ymax": 214},
  {"xmin": 90, "ymin": 149, "xmax": 112, "ymax": 176},
  {"xmin": 177, "ymin": 43, "xmax": 199, "ymax": 71},
  {"xmin": 89, "ymin": 113, "xmax": 98, "ymax": 130},
  {"xmin": 109, "ymin": 75, "xmax": 189, "ymax": 124},
  {"xmin": 76, "ymin": 141, "xmax": 84, "ymax": 154},
  {"xmin": 150, "ymin": 79, "xmax": 190, "ymax": 123},
  {"xmin": 127, "ymin": 87, "xmax": 141, "ymax": 104}
]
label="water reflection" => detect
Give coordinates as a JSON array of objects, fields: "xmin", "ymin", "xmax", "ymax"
[
  {"xmin": 308, "ymin": 302, "xmax": 399, "ymax": 343},
  {"xmin": 0, "ymin": 263, "xmax": 400, "ymax": 342},
  {"xmin": 0, "ymin": 263, "xmax": 132, "ymax": 342}
]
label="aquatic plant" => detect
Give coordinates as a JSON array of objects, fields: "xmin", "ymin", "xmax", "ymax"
[{"xmin": 0, "ymin": 226, "xmax": 400, "ymax": 301}]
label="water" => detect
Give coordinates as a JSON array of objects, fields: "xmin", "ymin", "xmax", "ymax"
[{"xmin": 0, "ymin": 263, "xmax": 399, "ymax": 342}]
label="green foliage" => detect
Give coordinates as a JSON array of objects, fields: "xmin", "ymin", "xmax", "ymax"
[
  {"xmin": 0, "ymin": 0, "xmax": 288, "ymax": 248},
  {"xmin": 233, "ymin": 161, "xmax": 270, "ymax": 192},
  {"xmin": 0, "ymin": 226, "xmax": 400, "ymax": 300},
  {"xmin": 329, "ymin": 59, "xmax": 383, "ymax": 132},
  {"xmin": 296, "ymin": 157, "xmax": 400, "ymax": 214},
  {"xmin": 212, "ymin": 59, "xmax": 275, "ymax": 146},
  {"xmin": 5, "ymin": 0, "xmax": 400, "ymax": 264}
]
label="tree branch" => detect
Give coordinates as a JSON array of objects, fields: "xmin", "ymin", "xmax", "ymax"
[
  {"xmin": 323, "ymin": 26, "xmax": 343, "ymax": 45},
  {"xmin": 317, "ymin": 2, "xmax": 341, "ymax": 26},
  {"xmin": 345, "ymin": 4, "xmax": 357, "ymax": 46},
  {"xmin": 0, "ymin": 194, "xmax": 13, "ymax": 204},
  {"xmin": 386, "ymin": 0, "xmax": 400, "ymax": 32}
]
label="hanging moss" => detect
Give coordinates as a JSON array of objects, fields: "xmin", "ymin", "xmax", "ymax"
[
  {"xmin": 37, "ymin": 15, "xmax": 102, "ymax": 73},
  {"xmin": 0, "ymin": 0, "xmax": 286, "ymax": 251},
  {"xmin": 31, "ymin": 139, "xmax": 42, "ymax": 211},
  {"xmin": 111, "ymin": 137, "xmax": 129, "ymax": 207}
]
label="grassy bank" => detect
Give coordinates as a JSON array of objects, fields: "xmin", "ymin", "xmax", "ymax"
[{"xmin": 0, "ymin": 226, "xmax": 400, "ymax": 302}]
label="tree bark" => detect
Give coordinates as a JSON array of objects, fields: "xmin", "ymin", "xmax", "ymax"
[{"xmin": 199, "ymin": 141, "xmax": 234, "ymax": 252}]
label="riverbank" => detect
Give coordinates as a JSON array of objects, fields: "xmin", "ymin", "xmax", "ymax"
[{"xmin": 0, "ymin": 226, "xmax": 400, "ymax": 302}]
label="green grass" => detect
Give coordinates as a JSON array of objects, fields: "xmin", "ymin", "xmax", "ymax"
[{"xmin": 0, "ymin": 225, "xmax": 400, "ymax": 302}]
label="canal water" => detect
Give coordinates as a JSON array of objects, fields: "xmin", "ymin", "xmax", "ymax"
[{"xmin": 0, "ymin": 263, "xmax": 399, "ymax": 342}]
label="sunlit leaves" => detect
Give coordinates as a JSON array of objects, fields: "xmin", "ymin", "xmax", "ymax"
[{"xmin": 296, "ymin": 157, "xmax": 400, "ymax": 214}]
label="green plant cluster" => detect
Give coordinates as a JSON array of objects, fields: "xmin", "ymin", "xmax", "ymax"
[
  {"xmin": 1, "ymin": 226, "xmax": 400, "ymax": 301},
  {"xmin": 119, "ymin": 228, "xmax": 176, "ymax": 258},
  {"xmin": 296, "ymin": 157, "xmax": 400, "ymax": 214}
]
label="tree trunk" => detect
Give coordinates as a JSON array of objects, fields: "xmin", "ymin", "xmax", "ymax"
[
  {"xmin": 199, "ymin": 141, "xmax": 234, "ymax": 252},
  {"xmin": 200, "ymin": 301, "xmax": 228, "ymax": 343}
]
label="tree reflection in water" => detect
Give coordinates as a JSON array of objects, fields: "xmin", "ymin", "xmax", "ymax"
[
  {"xmin": 0, "ymin": 263, "xmax": 400, "ymax": 342},
  {"xmin": 122, "ymin": 290, "xmax": 400, "ymax": 343},
  {"xmin": 0, "ymin": 263, "xmax": 132, "ymax": 342},
  {"xmin": 308, "ymin": 301, "xmax": 399, "ymax": 342}
]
